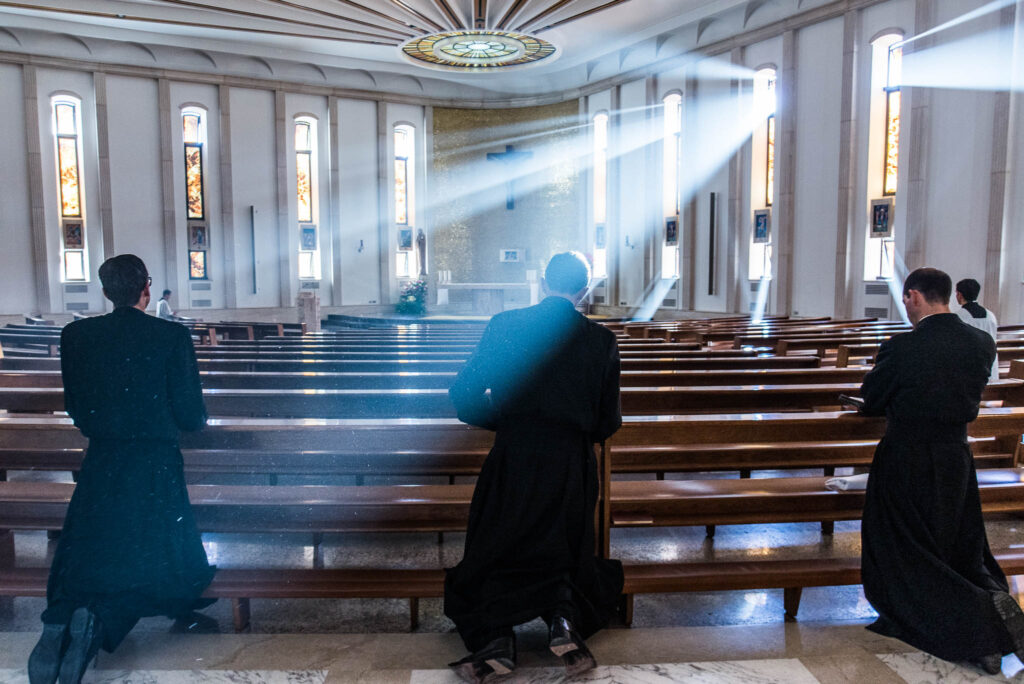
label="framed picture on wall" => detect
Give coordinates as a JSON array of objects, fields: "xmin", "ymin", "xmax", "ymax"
[
  {"xmin": 665, "ymin": 216, "xmax": 679, "ymax": 246},
  {"xmin": 870, "ymin": 198, "xmax": 894, "ymax": 238},
  {"xmin": 62, "ymin": 221, "xmax": 84, "ymax": 249},
  {"xmin": 595, "ymin": 223, "xmax": 606, "ymax": 249},
  {"xmin": 398, "ymin": 228, "xmax": 413, "ymax": 251},
  {"xmin": 189, "ymin": 250, "xmax": 207, "ymax": 280},
  {"xmin": 753, "ymin": 209, "xmax": 771, "ymax": 244},
  {"xmin": 499, "ymin": 249, "xmax": 521, "ymax": 263},
  {"xmin": 188, "ymin": 223, "xmax": 208, "ymax": 250},
  {"xmin": 300, "ymin": 225, "xmax": 317, "ymax": 251}
]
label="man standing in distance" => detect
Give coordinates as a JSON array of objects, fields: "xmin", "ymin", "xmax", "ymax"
[
  {"xmin": 955, "ymin": 278, "xmax": 999, "ymax": 383},
  {"xmin": 28, "ymin": 255, "xmax": 214, "ymax": 684},
  {"xmin": 445, "ymin": 251, "xmax": 623, "ymax": 683},
  {"xmin": 859, "ymin": 267, "xmax": 1023, "ymax": 673}
]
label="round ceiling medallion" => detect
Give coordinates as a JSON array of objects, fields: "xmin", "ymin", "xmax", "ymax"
[{"xmin": 402, "ymin": 30, "xmax": 556, "ymax": 71}]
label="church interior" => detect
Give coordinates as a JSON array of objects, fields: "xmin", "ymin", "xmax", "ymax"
[{"xmin": 2, "ymin": 0, "xmax": 1024, "ymax": 681}]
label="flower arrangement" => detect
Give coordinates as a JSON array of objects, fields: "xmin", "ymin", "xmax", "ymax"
[{"xmin": 396, "ymin": 279, "xmax": 427, "ymax": 315}]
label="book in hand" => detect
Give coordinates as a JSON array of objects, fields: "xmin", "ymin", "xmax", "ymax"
[{"xmin": 838, "ymin": 394, "xmax": 865, "ymax": 411}]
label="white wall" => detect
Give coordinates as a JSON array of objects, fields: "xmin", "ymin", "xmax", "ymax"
[
  {"xmin": 0, "ymin": 64, "xmax": 36, "ymax": 314},
  {"xmin": 337, "ymin": 98, "xmax": 382, "ymax": 305},
  {"xmin": 106, "ymin": 75, "xmax": 164, "ymax": 295},
  {"xmin": 229, "ymin": 87, "xmax": 279, "ymax": 309},
  {"xmin": 791, "ymin": 18, "xmax": 843, "ymax": 316}
]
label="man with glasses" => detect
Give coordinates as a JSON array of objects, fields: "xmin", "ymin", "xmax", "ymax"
[{"xmin": 28, "ymin": 255, "xmax": 214, "ymax": 684}]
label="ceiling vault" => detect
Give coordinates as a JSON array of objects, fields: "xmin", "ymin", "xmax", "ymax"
[
  {"xmin": 473, "ymin": 0, "xmax": 487, "ymax": 28},
  {"xmin": 495, "ymin": 0, "xmax": 530, "ymax": 30},
  {"xmin": 429, "ymin": 0, "xmax": 466, "ymax": 30},
  {"xmin": 385, "ymin": 0, "xmax": 447, "ymax": 32},
  {"xmin": 532, "ymin": 0, "xmax": 633, "ymax": 33}
]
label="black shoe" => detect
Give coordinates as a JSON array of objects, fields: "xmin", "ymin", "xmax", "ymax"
[
  {"xmin": 548, "ymin": 615, "xmax": 582, "ymax": 657},
  {"xmin": 993, "ymin": 591, "xmax": 1024, "ymax": 659},
  {"xmin": 448, "ymin": 653, "xmax": 495, "ymax": 684},
  {"xmin": 27, "ymin": 622, "xmax": 68, "ymax": 684},
  {"xmin": 57, "ymin": 607, "xmax": 102, "ymax": 684},
  {"xmin": 474, "ymin": 636, "xmax": 516, "ymax": 676},
  {"xmin": 971, "ymin": 653, "xmax": 1002, "ymax": 675}
]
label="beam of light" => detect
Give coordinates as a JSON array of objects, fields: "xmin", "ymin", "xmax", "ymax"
[
  {"xmin": 894, "ymin": 0, "xmax": 1015, "ymax": 51},
  {"xmin": 751, "ymin": 275, "xmax": 771, "ymax": 324},
  {"xmin": 899, "ymin": 26, "xmax": 1020, "ymax": 91},
  {"xmin": 885, "ymin": 250, "xmax": 911, "ymax": 325},
  {"xmin": 631, "ymin": 277, "xmax": 680, "ymax": 322}
]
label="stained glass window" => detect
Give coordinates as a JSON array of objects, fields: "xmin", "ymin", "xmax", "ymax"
[
  {"xmin": 189, "ymin": 250, "xmax": 207, "ymax": 279},
  {"xmin": 883, "ymin": 46, "xmax": 902, "ymax": 196},
  {"xmin": 53, "ymin": 98, "xmax": 88, "ymax": 281},
  {"xmin": 394, "ymin": 128, "xmax": 409, "ymax": 226},
  {"xmin": 182, "ymin": 112, "xmax": 205, "ymax": 220},
  {"xmin": 662, "ymin": 94, "xmax": 682, "ymax": 281},
  {"xmin": 295, "ymin": 121, "xmax": 313, "ymax": 223},
  {"xmin": 766, "ymin": 114, "xmax": 776, "ymax": 207},
  {"xmin": 750, "ymin": 69, "xmax": 776, "ymax": 282}
]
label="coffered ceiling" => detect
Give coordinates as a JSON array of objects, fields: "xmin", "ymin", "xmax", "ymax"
[{"xmin": 0, "ymin": 0, "xmax": 815, "ymax": 102}]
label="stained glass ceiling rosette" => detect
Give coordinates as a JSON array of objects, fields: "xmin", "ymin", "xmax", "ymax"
[{"xmin": 402, "ymin": 30, "xmax": 556, "ymax": 71}]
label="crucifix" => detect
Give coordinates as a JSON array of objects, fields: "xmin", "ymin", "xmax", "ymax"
[{"xmin": 486, "ymin": 144, "xmax": 533, "ymax": 210}]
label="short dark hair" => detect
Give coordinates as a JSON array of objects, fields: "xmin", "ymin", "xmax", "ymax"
[
  {"xmin": 956, "ymin": 278, "xmax": 980, "ymax": 302},
  {"xmin": 903, "ymin": 267, "xmax": 952, "ymax": 304},
  {"xmin": 162, "ymin": 289, "xmax": 172, "ymax": 298},
  {"xmin": 545, "ymin": 251, "xmax": 591, "ymax": 295},
  {"xmin": 99, "ymin": 254, "xmax": 149, "ymax": 308}
]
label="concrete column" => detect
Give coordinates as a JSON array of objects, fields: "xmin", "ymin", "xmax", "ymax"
[
  {"xmin": 682, "ymin": 72, "xmax": 699, "ymax": 311},
  {"xmin": 23, "ymin": 65, "xmax": 52, "ymax": 313},
  {"xmin": 608, "ymin": 85, "xmax": 622, "ymax": 307},
  {"xmin": 774, "ymin": 30, "xmax": 798, "ymax": 314},
  {"xmin": 727, "ymin": 46, "xmax": 745, "ymax": 314},
  {"xmin": 376, "ymin": 100, "xmax": 392, "ymax": 305},
  {"xmin": 329, "ymin": 95, "xmax": 343, "ymax": 305},
  {"xmin": 274, "ymin": 90, "xmax": 294, "ymax": 308},
  {"xmin": 834, "ymin": 11, "xmax": 862, "ymax": 318},
  {"xmin": 157, "ymin": 78, "xmax": 179, "ymax": 297},
  {"xmin": 985, "ymin": 1, "xmax": 1019, "ymax": 313},
  {"xmin": 93, "ymin": 72, "xmax": 115, "ymax": 260},
  {"xmin": 218, "ymin": 84, "xmax": 238, "ymax": 308},
  {"xmin": 902, "ymin": 0, "xmax": 936, "ymax": 270}
]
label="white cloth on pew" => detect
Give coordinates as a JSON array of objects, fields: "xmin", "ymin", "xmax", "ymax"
[{"xmin": 825, "ymin": 473, "xmax": 869, "ymax": 491}]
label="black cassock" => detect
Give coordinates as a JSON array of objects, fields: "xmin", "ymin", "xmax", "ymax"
[
  {"xmin": 860, "ymin": 312, "xmax": 1010, "ymax": 660},
  {"xmin": 43, "ymin": 306, "xmax": 215, "ymax": 652},
  {"xmin": 445, "ymin": 296, "xmax": 624, "ymax": 651}
]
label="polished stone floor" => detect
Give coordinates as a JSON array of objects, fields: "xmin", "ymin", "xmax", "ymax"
[{"xmin": 5, "ymin": 467, "xmax": 1024, "ymax": 682}]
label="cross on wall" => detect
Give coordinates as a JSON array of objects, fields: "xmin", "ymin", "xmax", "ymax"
[{"xmin": 485, "ymin": 144, "xmax": 534, "ymax": 210}]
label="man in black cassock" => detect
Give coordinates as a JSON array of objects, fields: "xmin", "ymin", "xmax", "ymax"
[
  {"xmin": 28, "ymin": 255, "xmax": 215, "ymax": 684},
  {"xmin": 859, "ymin": 267, "xmax": 1024, "ymax": 674},
  {"xmin": 445, "ymin": 252, "xmax": 623, "ymax": 683}
]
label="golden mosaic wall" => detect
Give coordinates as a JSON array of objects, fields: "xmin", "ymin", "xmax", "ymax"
[{"xmin": 431, "ymin": 100, "xmax": 583, "ymax": 285}]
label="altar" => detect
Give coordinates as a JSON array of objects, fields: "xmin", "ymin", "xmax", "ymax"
[{"xmin": 436, "ymin": 281, "xmax": 539, "ymax": 315}]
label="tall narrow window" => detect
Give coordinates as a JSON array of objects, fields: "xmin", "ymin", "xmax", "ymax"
[
  {"xmin": 182, "ymin": 108, "xmax": 208, "ymax": 279},
  {"xmin": 592, "ymin": 112, "xmax": 609, "ymax": 279},
  {"xmin": 295, "ymin": 118, "xmax": 320, "ymax": 280},
  {"xmin": 394, "ymin": 124, "xmax": 415, "ymax": 279},
  {"xmin": 53, "ymin": 97, "xmax": 87, "ymax": 281},
  {"xmin": 883, "ymin": 45, "xmax": 902, "ymax": 196},
  {"xmin": 662, "ymin": 94, "xmax": 682, "ymax": 280},
  {"xmin": 865, "ymin": 33, "xmax": 902, "ymax": 280},
  {"xmin": 749, "ymin": 69, "xmax": 776, "ymax": 281}
]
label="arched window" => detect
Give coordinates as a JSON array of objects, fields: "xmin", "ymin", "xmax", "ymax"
[
  {"xmin": 394, "ymin": 124, "xmax": 416, "ymax": 279},
  {"xmin": 52, "ymin": 96, "xmax": 87, "ymax": 281},
  {"xmin": 592, "ymin": 112, "xmax": 609, "ymax": 279},
  {"xmin": 295, "ymin": 117, "xmax": 319, "ymax": 280},
  {"xmin": 748, "ymin": 68, "xmax": 776, "ymax": 281},
  {"xmin": 182, "ymin": 107, "xmax": 209, "ymax": 280},
  {"xmin": 662, "ymin": 93, "xmax": 682, "ymax": 280},
  {"xmin": 864, "ymin": 33, "xmax": 902, "ymax": 281}
]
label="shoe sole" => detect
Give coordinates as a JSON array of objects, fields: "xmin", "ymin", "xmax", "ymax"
[
  {"xmin": 549, "ymin": 638, "xmax": 580, "ymax": 657},
  {"xmin": 483, "ymin": 657, "xmax": 514, "ymax": 675},
  {"xmin": 28, "ymin": 624, "xmax": 66, "ymax": 684}
]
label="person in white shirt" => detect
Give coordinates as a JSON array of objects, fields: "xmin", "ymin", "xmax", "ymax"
[
  {"xmin": 155, "ymin": 290, "xmax": 177, "ymax": 321},
  {"xmin": 955, "ymin": 278, "xmax": 999, "ymax": 382}
]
